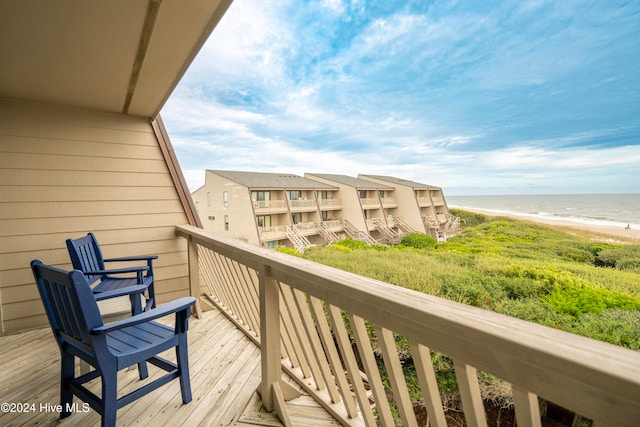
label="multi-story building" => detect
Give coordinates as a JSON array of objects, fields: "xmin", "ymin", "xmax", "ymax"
[
  {"xmin": 192, "ymin": 170, "xmax": 340, "ymax": 249},
  {"xmin": 359, "ymin": 174, "xmax": 460, "ymax": 240},
  {"xmin": 193, "ymin": 170, "xmax": 460, "ymax": 251}
]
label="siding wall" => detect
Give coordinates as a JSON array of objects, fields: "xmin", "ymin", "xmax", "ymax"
[
  {"xmin": 193, "ymin": 172, "xmax": 259, "ymax": 245},
  {"xmin": 0, "ymin": 99, "xmax": 191, "ymax": 334}
]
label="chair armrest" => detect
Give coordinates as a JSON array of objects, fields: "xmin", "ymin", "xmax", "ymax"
[
  {"xmin": 93, "ymin": 285, "xmax": 148, "ymax": 301},
  {"xmin": 91, "ymin": 297, "xmax": 196, "ymax": 335},
  {"xmin": 104, "ymin": 255, "xmax": 158, "ymax": 262},
  {"xmin": 84, "ymin": 266, "xmax": 149, "ymax": 275}
]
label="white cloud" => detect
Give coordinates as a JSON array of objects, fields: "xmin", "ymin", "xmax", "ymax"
[{"xmin": 162, "ymin": 1, "xmax": 640, "ymax": 195}]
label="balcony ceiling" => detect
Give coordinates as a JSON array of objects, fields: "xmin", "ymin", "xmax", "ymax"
[{"xmin": 0, "ymin": 0, "xmax": 231, "ymax": 118}]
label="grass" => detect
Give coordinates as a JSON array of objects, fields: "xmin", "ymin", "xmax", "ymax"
[
  {"xmin": 299, "ymin": 211, "xmax": 640, "ymax": 419},
  {"xmin": 303, "ymin": 212, "xmax": 640, "ymax": 349}
]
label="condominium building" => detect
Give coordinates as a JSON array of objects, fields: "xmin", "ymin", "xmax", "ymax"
[{"xmin": 192, "ymin": 170, "xmax": 460, "ymax": 251}]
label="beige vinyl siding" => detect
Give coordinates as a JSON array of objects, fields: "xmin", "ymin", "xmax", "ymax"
[{"xmin": 0, "ymin": 99, "xmax": 191, "ymax": 334}]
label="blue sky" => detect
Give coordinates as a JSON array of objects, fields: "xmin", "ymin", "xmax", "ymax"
[{"xmin": 161, "ymin": 0, "xmax": 640, "ymax": 195}]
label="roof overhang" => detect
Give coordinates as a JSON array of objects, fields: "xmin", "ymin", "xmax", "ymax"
[{"xmin": 0, "ymin": 0, "xmax": 232, "ymax": 118}]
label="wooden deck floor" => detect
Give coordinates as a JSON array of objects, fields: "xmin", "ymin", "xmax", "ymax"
[{"xmin": 0, "ymin": 307, "xmax": 341, "ymax": 426}]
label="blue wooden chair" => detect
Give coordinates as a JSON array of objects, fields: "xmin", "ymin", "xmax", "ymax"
[
  {"xmin": 66, "ymin": 232, "xmax": 157, "ymax": 314},
  {"xmin": 31, "ymin": 260, "xmax": 195, "ymax": 427}
]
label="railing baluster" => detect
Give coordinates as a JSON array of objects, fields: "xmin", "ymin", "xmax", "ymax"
[
  {"xmin": 292, "ymin": 289, "xmax": 339, "ymax": 400},
  {"xmin": 308, "ymin": 296, "xmax": 360, "ymax": 419},
  {"xmin": 220, "ymin": 255, "xmax": 249, "ymax": 325},
  {"xmin": 227, "ymin": 258, "xmax": 255, "ymax": 330},
  {"xmin": 410, "ymin": 343, "xmax": 448, "ymax": 427},
  {"xmin": 454, "ymin": 360, "xmax": 487, "ymax": 427},
  {"xmin": 349, "ymin": 313, "xmax": 396, "ymax": 426},
  {"xmin": 238, "ymin": 264, "xmax": 260, "ymax": 333},
  {"xmin": 280, "ymin": 283, "xmax": 317, "ymax": 381},
  {"xmin": 513, "ymin": 386, "xmax": 541, "ymax": 427},
  {"xmin": 326, "ymin": 304, "xmax": 378, "ymax": 426},
  {"xmin": 377, "ymin": 326, "xmax": 419, "ymax": 427}
]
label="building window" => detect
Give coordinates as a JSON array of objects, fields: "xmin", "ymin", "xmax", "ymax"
[
  {"xmin": 291, "ymin": 212, "xmax": 302, "ymax": 224},
  {"xmin": 321, "ymin": 211, "xmax": 329, "ymax": 221},
  {"xmin": 379, "ymin": 190, "xmax": 385, "ymax": 198},
  {"xmin": 252, "ymin": 191, "xmax": 271, "ymax": 201},
  {"xmin": 195, "ymin": 201, "xmax": 199, "ymax": 211},
  {"xmin": 207, "ymin": 192, "xmax": 211, "ymax": 207},
  {"xmin": 257, "ymin": 215, "xmax": 271, "ymax": 227},
  {"xmin": 223, "ymin": 191, "xmax": 228, "ymax": 207},
  {"xmin": 358, "ymin": 190, "xmax": 367, "ymax": 198},
  {"xmin": 287, "ymin": 190, "xmax": 301, "ymax": 200},
  {"xmin": 224, "ymin": 215, "xmax": 229, "ymax": 231},
  {"xmin": 317, "ymin": 190, "xmax": 327, "ymax": 200},
  {"xmin": 208, "ymin": 216, "xmax": 215, "ymax": 221}
]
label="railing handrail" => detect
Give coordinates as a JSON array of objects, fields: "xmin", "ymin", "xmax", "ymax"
[{"xmin": 176, "ymin": 224, "xmax": 640, "ymax": 425}]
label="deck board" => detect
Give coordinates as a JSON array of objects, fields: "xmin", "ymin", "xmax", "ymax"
[{"xmin": 0, "ymin": 306, "xmax": 340, "ymax": 426}]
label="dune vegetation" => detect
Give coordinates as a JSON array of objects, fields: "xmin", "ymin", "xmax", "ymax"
[{"xmin": 283, "ymin": 210, "xmax": 640, "ymax": 423}]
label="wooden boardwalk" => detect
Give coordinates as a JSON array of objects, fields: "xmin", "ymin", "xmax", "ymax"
[{"xmin": 0, "ymin": 307, "xmax": 341, "ymax": 426}]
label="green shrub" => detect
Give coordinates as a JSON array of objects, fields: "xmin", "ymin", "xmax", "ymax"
[
  {"xmin": 400, "ymin": 232, "xmax": 437, "ymax": 249},
  {"xmin": 335, "ymin": 238, "xmax": 376, "ymax": 250},
  {"xmin": 597, "ymin": 245, "xmax": 640, "ymax": 272},
  {"xmin": 571, "ymin": 309, "xmax": 640, "ymax": 349},
  {"xmin": 544, "ymin": 286, "xmax": 640, "ymax": 317},
  {"xmin": 276, "ymin": 247, "xmax": 301, "ymax": 256}
]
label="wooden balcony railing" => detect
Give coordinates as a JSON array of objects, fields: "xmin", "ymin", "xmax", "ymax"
[
  {"xmin": 359, "ymin": 197, "xmax": 380, "ymax": 208},
  {"xmin": 176, "ymin": 224, "xmax": 640, "ymax": 427},
  {"xmin": 289, "ymin": 199, "xmax": 318, "ymax": 210},
  {"xmin": 253, "ymin": 200, "xmax": 288, "ymax": 210},
  {"xmin": 258, "ymin": 225, "xmax": 287, "ymax": 240},
  {"xmin": 318, "ymin": 198, "xmax": 342, "ymax": 208}
]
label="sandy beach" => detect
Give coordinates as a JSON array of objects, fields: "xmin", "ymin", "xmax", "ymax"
[{"xmin": 462, "ymin": 208, "xmax": 640, "ymax": 244}]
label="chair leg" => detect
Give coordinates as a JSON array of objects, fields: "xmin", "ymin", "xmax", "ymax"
[
  {"xmin": 137, "ymin": 360, "xmax": 149, "ymax": 380},
  {"xmin": 176, "ymin": 337, "xmax": 192, "ymax": 404},
  {"xmin": 129, "ymin": 293, "xmax": 143, "ymax": 315},
  {"xmin": 148, "ymin": 282, "xmax": 156, "ymax": 309},
  {"xmin": 60, "ymin": 353, "xmax": 74, "ymax": 419},
  {"xmin": 101, "ymin": 371, "xmax": 118, "ymax": 427}
]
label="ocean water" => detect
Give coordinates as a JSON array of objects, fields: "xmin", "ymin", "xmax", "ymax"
[{"xmin": 446, "ymin": 193, "xmax": 640, "ymax": 229}]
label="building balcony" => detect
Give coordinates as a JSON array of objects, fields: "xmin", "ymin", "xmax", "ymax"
[
  {"xmin": 258, "ymin": 225, "xmax": 288, "ymax": 240},
  {"xmin": 293, "ymin": 221, "xmax": 320, "ymax": 235},
  {"xmin": 431, "ymin": 196, "xmax": 446, "ymax": 206},
  {"xmin": 253, "ymin": 200, "xmax": 289, "ymax": 213},
  {"xmin": 417, "ymin": 196, "xmax": 432, "ymax": 207},
  {"xmin": 318, "ymin": 198, "xmax": 342, "ymax": 210},
  {"xmin": 380, "ymin": 197, "xmax": 397, "ymax": 208},
  {"xmin": 359, "ymin": 197, "xmax": 380, "ymax": 209},
  {"xmin": 288, "ymin": 199, "xmax": 318, "ymax": 212},
  {"xmin": 4, "ymin": 225, "xmax": 639, "ymax": 427},
  {"xmin": 322, "ymin": 219, "xmax": 343, "ymax": 231}
]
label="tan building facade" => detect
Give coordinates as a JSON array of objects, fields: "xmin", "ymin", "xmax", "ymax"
[{"xmin": 193, "ymin": 170, "xmax": 459, "ymax": 251}]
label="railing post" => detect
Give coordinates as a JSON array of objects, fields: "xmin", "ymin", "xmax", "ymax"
[
  {"xmin": 260, "ymin": 264, "xmax": 280, "ymax": 411},
  {"xmin": 186, "ymin": 235, "xmax": 202, "ymax": 318}
]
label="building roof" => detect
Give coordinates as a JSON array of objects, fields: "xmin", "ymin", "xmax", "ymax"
[
  {"xmin": 0, "ymin": 0, "xmax": 231, "ymax": 118},
  {"xmin": 306, "ymin": 173, "xmax": 394, "ymax": 190},
  {"xmin": 359, "ymin": 174, "xmax": 440, "ymax": 190},
  {"xmin": 209, "ymin": 170, "xmax": 338, "ymax": 189}
]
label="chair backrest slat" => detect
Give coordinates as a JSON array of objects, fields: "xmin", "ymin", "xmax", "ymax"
[
  {"xmin": 31, "ymin": 260, "xmax": 103, "ymax": 352},
  {"xmin": 67, "ymin": 233, "xmax": 106, "ymax": 285}
]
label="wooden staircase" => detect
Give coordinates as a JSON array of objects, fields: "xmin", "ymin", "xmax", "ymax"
[
  {"xmin": 393, "ymin": 217, "xmax": 415, "ymax": 234},
  {"xmin": 316, "ymin": 222, "xmax": 341, "ymax": 245},
  {"xmin": 286, "ymin": 225, "xmax": 312, "ymax": 252},
  {"xmin": 341, "ymin": 220, "xmax": 377, "ymax": 245},
  {"xmin": 372, "ymin": 219, "xmax": 401, "ymax": 244}
]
